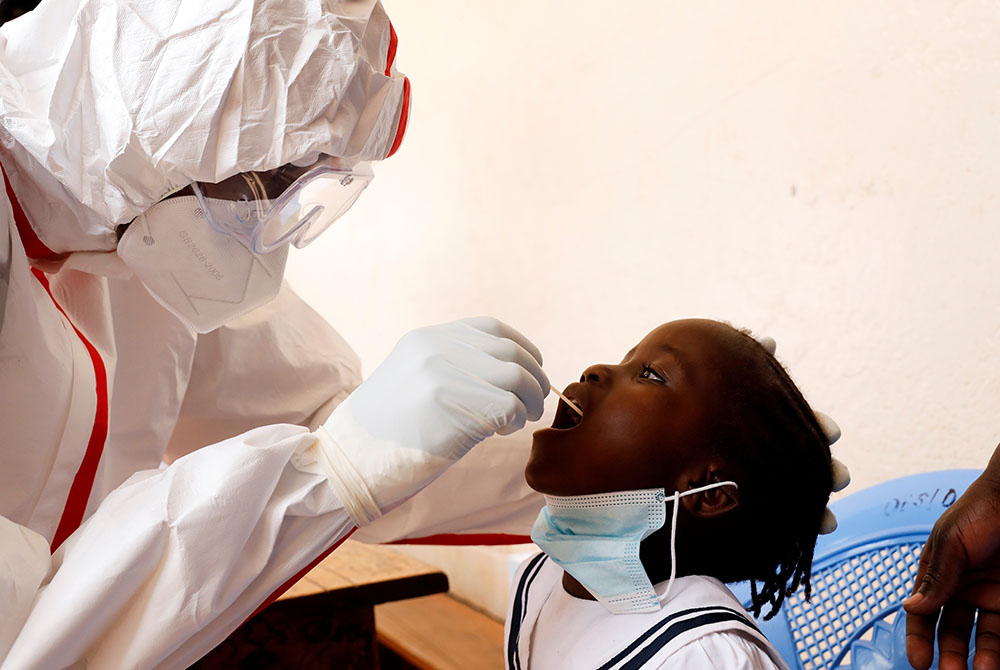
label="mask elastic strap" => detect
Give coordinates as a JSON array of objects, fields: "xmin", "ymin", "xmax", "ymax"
[{"xmin": 658, "ymin": 480, "xmax": 739, "ymax": 604}]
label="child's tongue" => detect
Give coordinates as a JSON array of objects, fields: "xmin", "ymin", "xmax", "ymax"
[{"xmin": 552, "ymin": 400, "xmax": 583, "ymax": 430}]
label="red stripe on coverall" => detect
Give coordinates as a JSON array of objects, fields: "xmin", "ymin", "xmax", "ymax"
[
  {"xmin": 242, "ymin": 528, "xmax": 358, "ymax": 624},
  {"xmin": 1, "ymin": 163, "xmax": 60, "ymax": 260},
  {"xmin": 30, "ymin": 267, "xmax": 111, "ymax": 552},
  {"xmin": 385, "ymin": 21, "xmax": 398, "ymax": 75},
  {"xmin": 392, "ymin": 533, "xmax": 533, "ymax": 546},
  {"xmin": 386, "ymin": 77, "xmax": 411, "ymax": 159},
  {"xmin": 383, "ymin": 20, "xmax": 409, "ymax": 159}
]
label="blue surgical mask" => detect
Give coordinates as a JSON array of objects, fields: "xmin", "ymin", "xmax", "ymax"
[{"xmin": 530, "ymin": 481, "xmax": 738, "ymax": 614}]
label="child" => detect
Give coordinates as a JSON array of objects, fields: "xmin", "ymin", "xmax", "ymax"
[{"xmin": 505, "ymin": 319, "xmax": 843, "ymax": 669}]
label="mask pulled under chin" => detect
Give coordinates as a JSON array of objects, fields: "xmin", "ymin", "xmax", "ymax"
[
  {"xmin": 530, "ymin": 481, "xmax": 738, "ymax": 615},
  {"xmin": 117, "ymin": 195, "xmax": 288, "ymax": 333}
]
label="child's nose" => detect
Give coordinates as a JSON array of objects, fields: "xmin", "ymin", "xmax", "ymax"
[{"xmin": 580, "ymin": 363, "xmax": 613, "ymax": 384}]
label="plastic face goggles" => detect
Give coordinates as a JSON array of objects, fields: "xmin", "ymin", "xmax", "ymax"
[{"xmin": 190, "ymin": 155, "xmax": 374, "ymax": 254}]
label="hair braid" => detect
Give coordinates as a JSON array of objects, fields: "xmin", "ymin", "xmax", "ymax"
[{"xmin": 716, "ymin": 327, "xmax": 834, "ymax": 620}]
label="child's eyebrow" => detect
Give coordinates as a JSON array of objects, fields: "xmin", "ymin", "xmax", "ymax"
[
  {"xmin": 654, "ymin": 343, "xmax": 686, "ymax": 368},
  {"xmin": 622, "ymin": 343, "xmax": 687, "ymax": 371}
]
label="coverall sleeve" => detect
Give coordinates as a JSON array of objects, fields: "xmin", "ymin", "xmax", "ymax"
[
  {"xmin": 165, "ymin": 281, "xmax": 363, "ymax": 463},
  {"xmin": 0, "ymin": 516, "xmax": 49, "ymax": 661},
  {"xmin": 354, "ymin": 425, "xmax": 545, "ymax": 544},
  {"xmin": 2, "ymin": 424, "xmax": 357, "ymax": 670},
  {"xmin": 168, "ymin": 280, "xmax": 545, "ymax": 547}
]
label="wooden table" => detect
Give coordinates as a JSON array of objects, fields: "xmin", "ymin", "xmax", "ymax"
[{"xmin": 192, "ymin": 540, "xmax": 449, "ymax": 669}]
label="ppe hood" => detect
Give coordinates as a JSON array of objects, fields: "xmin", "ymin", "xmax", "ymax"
[{"xmin": 0, "ymin": 0, "xmax": 410, "ymax": 254}]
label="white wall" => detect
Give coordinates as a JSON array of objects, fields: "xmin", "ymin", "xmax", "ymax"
[{"xmin": 288, "ymin": 1, "xmax": 1000, "ymax": 616}]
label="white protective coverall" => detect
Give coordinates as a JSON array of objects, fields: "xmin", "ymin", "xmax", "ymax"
[{"xmin": 0, "ymin": 1, "xmax": 543, "ymax": 668}]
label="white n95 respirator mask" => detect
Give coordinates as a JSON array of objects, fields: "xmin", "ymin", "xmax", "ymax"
[{"xmin": 117, "ymin": 195, "xmax": 288, "ymax": 333}]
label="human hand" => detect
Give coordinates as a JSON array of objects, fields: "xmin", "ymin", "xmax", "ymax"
[
  {"xmin": 905, "ymin": 452, "xmax": 1000, "ymax": 670},
  {"xmin": 319, "ymin": 317, "xmax": 549, "ymax": 522}
]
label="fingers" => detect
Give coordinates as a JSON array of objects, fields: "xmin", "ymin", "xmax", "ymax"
[
  {"xmin": 957, "ymin": 580, "xmax": 1000, "ymax": 613},
  {"xmin": 975, "ymin": 611, "xmax": 1000, "ymax": 670},
  {"xmin": 906, "ymin": 532, "xmax": 969, "ymax": 616},
  {"xmin": 905, "ymin": 534, "xmax": 967, "ymax": 668},
  {"xmin": 388, "ymin": 317, "xmax": 552, "ymax": 443},
  {"xmin": 465, "ymin": 334, "xmax": 549, "ymax": 420},
  {"xmin": 937, "ymin": 601, "xmax": 976, "ymax": 670},
  {"xmin": 460, "ymin": 316, "xmax": 545, "ymax": 368},
  {"xmin": 435, "ymin": 363, "xmax": 531, "ymax": 437},
  {"xmin": 906, "ymin": 609, "xmax": 939, "ymax": 670},
  {"xmin": 421, "ymin": 320, "xmax": 549, "ymax": 433},
  {"xmin": 908, "ymin": 603, "xmax": 1000, "ymax": 670},
  {"xmin": 480, "ymin": 362, "xmax": 545, "ymax": 427},
  {"xmin": 454, "ymin": 317, "xmax": 550, "ymax": 420},
  {"xmin": 494, "ymin": 393, "xmax": 528, "ymax": 435}
]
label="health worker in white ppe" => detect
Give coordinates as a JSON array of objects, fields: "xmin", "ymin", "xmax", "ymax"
[{"xmin": 0, "ymin": 0, "xmax": 549, "ymax": 668}]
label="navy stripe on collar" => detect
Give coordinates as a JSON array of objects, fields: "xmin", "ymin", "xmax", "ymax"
[
  {"xmin": 507, "ymin": 564, "xmax": 766, "ymax": 670},
  {"xmin": 620, "ymin": 610, "xmax": 757, "ymax": 669},
  {"xmin": 507, "ymin": 553, "xmax": 548, "ymax": 670},
  {"xmin": 596, "ymin": 606, "xmax": 757, "ymax": 670}
]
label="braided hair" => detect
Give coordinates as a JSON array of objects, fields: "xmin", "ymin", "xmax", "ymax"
[
  {"xmin": 706, "ymin": 326, "xmax": 834, "ymax": 619},
  {"xmin": 0, "ymin": 0, "xmax": 39, "ymax": 25}
]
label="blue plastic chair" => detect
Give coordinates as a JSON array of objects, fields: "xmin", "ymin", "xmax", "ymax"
[{"xmin": 731, "ymin": 469, "xmax": 981, "ymax": 670}]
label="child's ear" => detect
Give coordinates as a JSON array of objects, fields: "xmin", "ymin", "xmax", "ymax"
[{"xmin": 677, "ymin": 464, "xmax": 740, "ymax": 519}]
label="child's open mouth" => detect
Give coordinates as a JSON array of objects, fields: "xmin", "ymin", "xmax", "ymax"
[{"xmin": 551, "ymin": 397, "xmax": 584, "ymax": 430}]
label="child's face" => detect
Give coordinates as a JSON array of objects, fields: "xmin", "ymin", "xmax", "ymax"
[{"xmin": 527, "ymin": 319, "xmax": 736, "ymax": 496}]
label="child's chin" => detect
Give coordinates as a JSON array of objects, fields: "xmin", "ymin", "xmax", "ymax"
[
  {"xmin": 523, "ymin": 456, "xmax": 550, "ymax": 494},
  {"xmin": 524, "ymin": 453, "xmax": 568, "ymax": 496},
  {"xmin": 525, "ymin": 430, "xmax": 572, "ymax": 493}
]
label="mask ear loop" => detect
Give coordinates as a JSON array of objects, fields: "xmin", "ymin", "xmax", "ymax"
[{"xmin": 658, "ymin": 480, "xmax": 739, "ymax": 604}]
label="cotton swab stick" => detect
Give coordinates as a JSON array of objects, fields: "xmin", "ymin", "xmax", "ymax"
[{"xmin": 550, "ymin": 384, "xmax": 584, "ymax": 416}]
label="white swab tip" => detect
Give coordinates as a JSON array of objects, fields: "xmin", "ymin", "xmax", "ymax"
[{"xmin": 550, "ymin": 385, "xmax": 584, "ymax": 416}]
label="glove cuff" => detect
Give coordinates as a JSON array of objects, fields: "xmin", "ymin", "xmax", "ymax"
[{"xmin": 315, "ymin": 426, "xmax": 383, "ymax": 526}]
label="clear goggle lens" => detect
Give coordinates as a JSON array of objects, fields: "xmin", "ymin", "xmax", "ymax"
[{"xmin": 190, "ymin": 156, "xmax": 374, "ymax": 254}]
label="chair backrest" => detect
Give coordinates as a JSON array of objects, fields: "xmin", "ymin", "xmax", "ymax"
[{"xmin": 731, "ymin": 469, "xmax": 980, "ymax": 670}]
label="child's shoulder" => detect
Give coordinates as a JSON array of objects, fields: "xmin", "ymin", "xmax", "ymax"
[
  {"xmin": 508, "ymin": 551, "xmax": 562, "ymax": 620},
  {"xmin": 506, "ymin": 556, "xmax": 788, "ymax": 670},
  {"xmin": 511, "ymin": 551, "xmax": 554, "ymax": 586},
  {"xmin": 660, "ymin": 573, "xmax": 747, "ymax": 611},
  {"xmin": 508, "ymin": 552, "xmax": 747, "ymax": 618},
  {"xmin": 640, "ymin": 575, "xmax": 790, "ymax": 669}
]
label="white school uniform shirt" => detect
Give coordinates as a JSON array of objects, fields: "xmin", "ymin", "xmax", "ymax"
[{"xmin": 505, "ymin": 553, "xmax": 789, "ymax": 670}]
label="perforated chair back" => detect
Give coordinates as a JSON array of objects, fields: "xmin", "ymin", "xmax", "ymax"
[{"xmin": 731, "ymin": 469, "xmax": 980, "ymax": 670}]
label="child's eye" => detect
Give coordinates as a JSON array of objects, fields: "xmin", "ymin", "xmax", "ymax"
[{"xmin": 639, "ymin": 365, "xmax": 665, "ymax": 383}]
